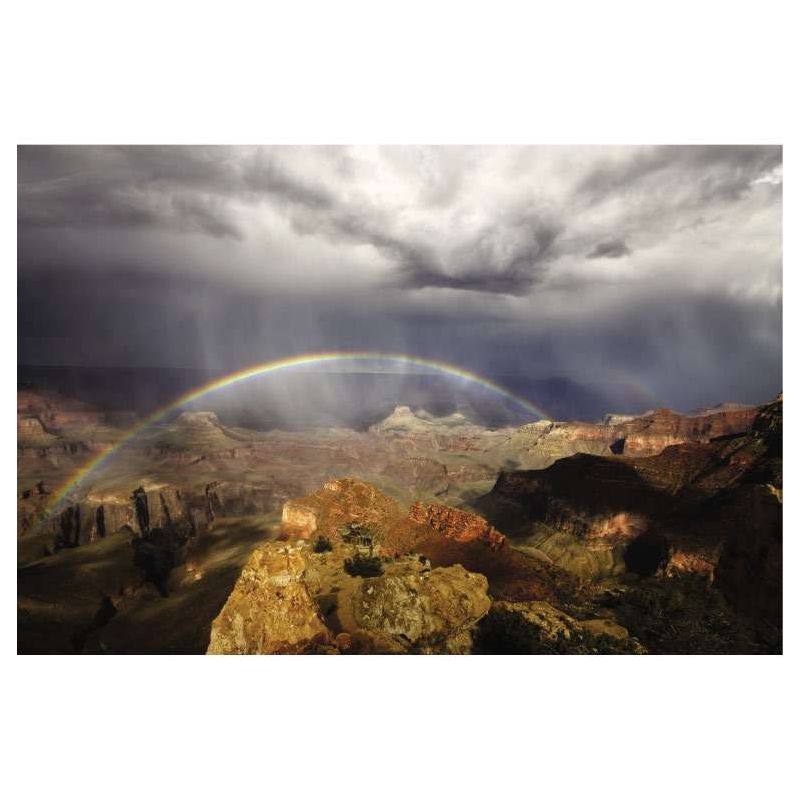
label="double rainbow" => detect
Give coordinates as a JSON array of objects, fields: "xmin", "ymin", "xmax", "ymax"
[{"xmin": 43, "ymin": 351, "xmax": 550, "ymax": 516}]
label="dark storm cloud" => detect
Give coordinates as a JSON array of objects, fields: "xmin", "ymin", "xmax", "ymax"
[
  {"xmin": 17, "ymin": 264, "xmax": 781, "ymax": 412},
  {"xmin": 392, "ymin": 218, "xmax": 562, "ymax": 295},
  {"xmin": 587, "ymin": 238, "xmax": 631, "ymax": 259},
  {"xmin": 18, "ymin": 146, "xmax": 245, "ymax": 239},
  {"xmin": 18, "ymin": 146, "xmax": 565, "ymax": 294},
  {"xmin": 17, "ymin": 145, "xmax": 782, "ymax": 411}
]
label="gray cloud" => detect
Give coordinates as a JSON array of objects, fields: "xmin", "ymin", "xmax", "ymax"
[
  {"xmin": 17, "ymin": 145, "xmax": 782, "ymax": 411},
  {"xmin": 577, "ymin": 145, "xmax": 782, "ymax": 204},
  {"xmin": 18, "ymin": 144, "xmax": 783, "ymax": 297},
  {"xmin": 393, "ymin": 218, "xmax": 561, "ymax": 295},
  {"xmin": 18, "ymin": 146, "xmax": 245, "ymax": 239},
  {"xmin": 587, "ymin": 238, "xmax": 631, "ymax": 259}
]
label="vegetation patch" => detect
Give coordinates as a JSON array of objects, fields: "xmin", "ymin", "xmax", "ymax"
[
  {"xmin": 344, "ymin": 553, "xmax": 384, "ymax": 578},
  {"xmin": 313, "ymin": 535, "xmax": 333, "ymax": 553}
]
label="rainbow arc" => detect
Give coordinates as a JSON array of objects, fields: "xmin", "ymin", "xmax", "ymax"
[{"xmin": 43, "ymin": 351, "xmax": 550, "ymax": 515}]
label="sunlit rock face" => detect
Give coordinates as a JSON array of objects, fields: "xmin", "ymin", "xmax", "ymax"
[
  {"xmin": 280, "ymin": 502, "xmax": 319, "ymax": 537},
  {"xmin": 206, "ymin": 476, "xmax": 583, "ymax": 654},
  {"xmin": 279, "ymin": 479, "xmax": 404, "ymax": 541},
  {"xmin": 614, "ymin": 406, "xmax": 760, "ymax": 457},
  {"xmin": 206, "ymin": 539, "xmax": 491, "ymax": 655},
  {"xmin": 18, "ymin": 416, "xmax": 50, "ymax": 437},
  {"xmin": 408, "ymin": 501, "xmax": 506, "ymax": 550},
  {"xmin": 493, "ymin": 405, "xmax": 759, "ymax": 468},
  {"xmin": 207, "ymin": 542, "xmax": 329, "ymax": 655},
  {"xmin": 349, "ymin": 564, "xmax": 491, "ymax": 654},
  {"xmin": 277, "ymin": 479, "xmax": 575, "ymax": 604}
]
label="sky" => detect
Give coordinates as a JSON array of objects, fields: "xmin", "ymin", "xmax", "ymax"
[{"xmin": 17, "ymin": 145, "xmax": 782, "ymax": 411}]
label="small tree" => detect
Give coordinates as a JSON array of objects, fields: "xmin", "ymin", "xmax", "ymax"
[{"xmin": 344, "ymin": 553, "xmax": 384, "ymax": 578}]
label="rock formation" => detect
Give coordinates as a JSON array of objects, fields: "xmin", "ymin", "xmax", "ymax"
[
  {"xmin": 207, "ymin": 538, "xmax": 492, "ymax": 655},
  {"xmin": 474, "ymin": 600, "xmax": 645, "ymax": 654},
  {"xmin": 408, "ymin": 501, "xmax": 506, "ymax": 550},
  {"xmin": 492, "ymin": 404, "xmax": 759, "ymax": 468},
  {"xmin": 17, "ymin": 386, "xmax": 781, "ymax": 655},
  {"xmin": 276, "ymin": 479, "xmax": 575, "ymax": 604},
  {"xmin": 477, "ymin": 396, "xmax": 783, "ymax": 611},
  {"xmin": 207, "ymin": 542, "xmax": 330, "ymax": 654}
]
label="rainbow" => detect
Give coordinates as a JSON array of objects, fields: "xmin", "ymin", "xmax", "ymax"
[{"xmin": 43, "ymin": 351, "xmax": 549, "ymax": 516}]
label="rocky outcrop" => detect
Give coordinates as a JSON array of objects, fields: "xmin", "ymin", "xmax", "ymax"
[
  {"xmin": 17, "ymin": 390, "xmax": 112, "ymax": 431},
  {"xmin": 280, "ymin": 479, "xmax": 404, "ymax": 539},
  {"xmin": 370, "ymin": 405, "xmax": 478, "ymax": 435},
  {"xmin": 55, "ymin": 499, "xmax": 135, "ymax": 548},
  {"xmin": 278, "ymin": 479, "xmax": 575, "ymax": 605},
  {"xmin": 207, "ymin": 539, "xmax": 492, "ymax": 655},
  {"xmin": 474, "ymin": 600, "xmax": 645, "ymax": 654},
  {"xmin": 665, "ymin": 551, "xmax": 716, "ymax": 580},
  {"xmin": 17, "ymin": 415, "xmax": 56, "ymax": 443},
  {"xmin": 349, "ymin": 564, "xmax": 490, "ymax": 654},
  {"xmin": 370, "ymin": 405, "xmax": 512, "ymax": 453},
  {"xmin": 29, "ymin": 479, "xmax": 274, "ymax": 553},
  {"xmin": 133, "ymin": 486, "xmax": 203, "ymax": 537},
  {"xmin": 207, "ymin": 542, "xmax": 329, "ymax": 654},
  {"xmin": 485, "ymin": 455, "xmax": 668, "ymax": 545},
  {"xmin": 408, "ymin": 501, "xmax": 506, "ymax": 550},
  {"xmin": 281, "ymin": 502, "xmax": 319, "ymax": 536},
  {"xmin": 478, "ymin": 397, "xmax": 783, "ymax": 600}
]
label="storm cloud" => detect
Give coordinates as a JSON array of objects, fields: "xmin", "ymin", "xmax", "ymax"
[
  {"xmin": 587, "ymin": 239, "xmax": 631, "ymax": 259},
  {"xmin": 17, "ymin": 145, "xmax": 782, "ymax": 412}
]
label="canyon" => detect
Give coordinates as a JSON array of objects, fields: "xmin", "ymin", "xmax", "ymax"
[{"xmin": 17, "ymin": 389, "xmax": 781, "ymax": 654}]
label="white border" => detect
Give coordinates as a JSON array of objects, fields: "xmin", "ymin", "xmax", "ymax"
[{"xmin": 3, "ymin": 2, "xmax": 796, "ymax": 798}]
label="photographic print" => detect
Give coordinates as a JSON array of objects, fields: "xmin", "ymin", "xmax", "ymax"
[{"xmin": 17, "ymin": 145, "xmax": 782, "ymax": 655}]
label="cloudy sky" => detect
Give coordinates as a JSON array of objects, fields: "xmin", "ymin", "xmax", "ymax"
[{"xmin": 17, "ymin": 145, "xmax": 782, "ymax": 410}]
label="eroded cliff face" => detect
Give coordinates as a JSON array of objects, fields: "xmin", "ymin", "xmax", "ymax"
[
  {"xmin": 493, "ymin": 405, "xmax": 759, "ymax": 468},
  {"xmin": 478, "ymin": 396, "xmax": 783, "ymax": 612},
  {"xmin": 54, "ymin": 499, "xmax": 135, "ymax": 548},
  {"xmin": 408, "ymin": 501, "xmax": 506, "ymax": 550},
  {"xmin": 613, "ymin": 406, "xmax": 760, "ymax": 456}
]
